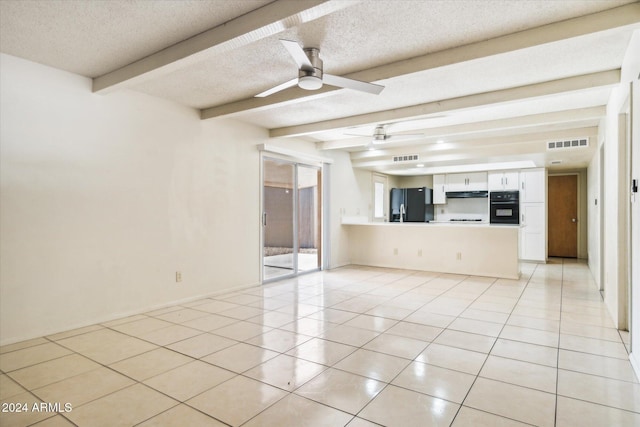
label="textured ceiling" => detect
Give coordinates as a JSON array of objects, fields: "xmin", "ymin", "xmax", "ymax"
[
  {"xmin": 1, "ymin": 0, "xmax": 639, "ymax": 173},
  {"xmin": 0, "ymin": 0, "xmax": 271, "ymax": 77}
]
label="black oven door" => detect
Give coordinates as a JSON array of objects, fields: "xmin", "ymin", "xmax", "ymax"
[{"xmin": 490, "ymin": 202, "xmax": 520, "ymax": 224}]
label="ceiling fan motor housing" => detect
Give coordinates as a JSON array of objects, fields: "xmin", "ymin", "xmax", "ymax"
[
  {"xmin": 373, "ymin": 126, "xmax": 389, "ymax": 142},
  {"xmin": 298, "ymin": 48, "xmax": 323, "ymax": 90}
]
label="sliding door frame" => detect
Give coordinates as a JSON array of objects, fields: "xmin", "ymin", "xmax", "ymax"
[{"xmin": 260, "ymin": 152, "xmax": 326, "ymax": 283}]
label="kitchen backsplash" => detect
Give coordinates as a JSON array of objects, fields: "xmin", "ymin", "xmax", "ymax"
[{"xmin": 434, "ymin": 198, "xmax": 489, "ymax": 222}]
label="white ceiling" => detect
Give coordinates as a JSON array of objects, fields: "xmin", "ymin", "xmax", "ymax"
[{"xmin": 1, "ymin": 0, "xmax": 639, "ymax": 174}]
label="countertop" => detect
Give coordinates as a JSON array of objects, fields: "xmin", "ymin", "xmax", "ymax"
[{"xmin": 341, "ymin": 219, "xmax": 519, "ymax": 227}]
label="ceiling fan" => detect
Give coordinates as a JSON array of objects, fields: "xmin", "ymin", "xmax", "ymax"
[
  {"xmin": 255, "ymin": 40, "xmax": 384, "ymax": 97},
  {"xmin": 346, "ymin": 124, "xmax": 425, "ymax": 146}
]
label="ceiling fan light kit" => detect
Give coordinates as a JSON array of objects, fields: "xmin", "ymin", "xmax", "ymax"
[
  {"xmin": 256, "ymin": 39, "xmax": 384, "ymax": 97},
  {"xmin": 298, "ymin": 75, "xmax": 323, "ymax": 90}
]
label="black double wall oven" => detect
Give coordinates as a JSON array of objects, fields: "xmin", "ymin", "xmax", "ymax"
[{"xmin": 490, "ymin": 191, "xmax": 520, "ymax": 225}]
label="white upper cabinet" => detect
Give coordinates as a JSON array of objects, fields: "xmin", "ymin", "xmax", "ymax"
[
  {"xmin": 519, "ymin": 168, "xmax": 546, "ymax": 203},
  {"xmin": 488, "ymin": 171, "xmax": 519, "ymax": 191},
  {"xmin": 446, "ymin": 173, "xmax": 467, "ymax": 192},
  {"xmin": 447, "ymin": 172, "xmax": 488, "ymax": 192},
  {"xmin": 433, "ymin": 174, "xmax": 446, "ymax": 204}
]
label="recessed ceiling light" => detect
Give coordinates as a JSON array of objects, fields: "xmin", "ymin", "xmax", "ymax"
[
  {"xmin": 436, "ymin": 139, "xmax": 444, "ymax": 144},
  {"xmin": 416, "ymin": 163, "xmax": 424, "ymax": 167}
]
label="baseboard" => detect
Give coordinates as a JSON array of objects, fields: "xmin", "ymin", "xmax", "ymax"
[
  {"xmin": 0, "ymin": 280, "xmax": 262, "ymax": 347},
  {"xmin": 630, "ymin": 352, "xmax": 640, "ymax": 382}
]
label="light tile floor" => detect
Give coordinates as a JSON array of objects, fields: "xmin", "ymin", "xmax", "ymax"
[{"xmin": 1, "ymin": 259, "xmax": 639, "ymax": 426}]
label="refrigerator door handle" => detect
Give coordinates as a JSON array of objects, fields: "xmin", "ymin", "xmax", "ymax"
[{"xmin": 262, "ymin": 212, "xmax": 267, "ymax": 226}]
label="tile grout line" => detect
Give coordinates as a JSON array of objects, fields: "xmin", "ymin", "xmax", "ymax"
[
  {"xmin": 235, "ymin": 271, "xmax": 435, "ymax": 426},
  {"xmin": 554, "ymin": 258, "xmax": 565, "ymax": 427},
  {"xmin": 448, "ymin": 262, "xmax": 540, "ymax": 425},
  {"xmin": 3, "ymin": 263, "xmax": 637, "ymax": 426},
  {"xmin": 235, "ymin": 270, "xmax": 460, "ymax": 426}
]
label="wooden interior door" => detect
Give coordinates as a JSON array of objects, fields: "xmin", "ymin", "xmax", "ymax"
[{"xmin": 548, "ymin": 175, "xmax": 578, "ymax": 257}]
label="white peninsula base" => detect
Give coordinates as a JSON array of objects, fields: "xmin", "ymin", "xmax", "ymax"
[{"xmin": 345, "ymin": 223, "xmax": 520, "ymax": 280}]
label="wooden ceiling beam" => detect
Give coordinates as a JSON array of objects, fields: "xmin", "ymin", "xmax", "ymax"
[
  {"xmin": 270, "ymin": 69, "xmax": 620, "ymax": 137},
  {"xmin": 92, "ymin": 0, "xmax": 355, "ymax": 93},
  {"xmin": 201, "ymin": 3, "xmax": 639, "ymax": 120},
  {"xmin": 322, "ymin": 106, "xmax": 606, "ymax": 151}
]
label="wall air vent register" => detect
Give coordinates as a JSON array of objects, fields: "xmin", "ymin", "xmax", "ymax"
[
  {"xmin": 392, "ymin": 154, "xmax": 419, "ymax": 162},
  {"xmin": 547, "ymin": 137, "xmax": 588, "ymax": 150}
]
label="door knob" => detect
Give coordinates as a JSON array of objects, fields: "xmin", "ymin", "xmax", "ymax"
[{"xmin": 571, "ymin": 218, "xmax": 577, "ymax": 223}]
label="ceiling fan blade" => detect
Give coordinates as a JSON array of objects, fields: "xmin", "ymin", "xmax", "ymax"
[
  {"xmin": 372, "ymin": 133, "xmax": 424, "ymax": 145},
  {"xmin": 388, "ymin": 133, "xmax": 424, "ymax": 140},
  {"xmin": 280, "ymin": 39, "xmax": 313, "ymax": 71},
  {"xmin": 373, "ymin": 133, "xmax": 424, "ymax": 144},
  {"xmin": 323, "ymin": 74, "xmax": 384, "ymax": 95},
  {"xmin": 255, "ymin": 78, "xmax": 298, "ymax": 98}
]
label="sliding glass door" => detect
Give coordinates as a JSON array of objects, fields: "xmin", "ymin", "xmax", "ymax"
[
  {"xmin": 296, "ymin": 164, "xmax": 321, "ymax": 274},
  {"xmin": 262, "ymin": 157, "xmax": 321, "ymax": 281}
]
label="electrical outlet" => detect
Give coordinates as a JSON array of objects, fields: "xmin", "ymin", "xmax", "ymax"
[
  {"xmin": 456, "ymin": 252, "xmax": 462, "ymax": 260},
  {"xmin": 418, "ymin": 249, "xmax": 422, "ymax": 257},
  {"xmin": 176, "ymin": 271, "xmax": 182, "ymax": 282},
  {"xmin": 393, "ymin": 248, "xmax": 398, "ymax": 255}
]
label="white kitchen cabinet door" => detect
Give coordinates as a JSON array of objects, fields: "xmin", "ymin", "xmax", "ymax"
[
  {"xmin": 488, "ymin": 172, "xmax": 504, "ymax": 191},
  {"xmin": 520, "ymin": 168, "xmax": 546, "ymax": 203},
  {"xmin": 502, "ymin": 171, "xmax": 520, "ymax": 190},
  {"xmin": 433, "ymin": 174, "xmax": 446, "ymax": 204},
  {"xmin": 519, "ymin": 202, "xmax": 546, "ymax": 261},
  {"xmin": 489, "ymin": 171, "xmax": 519, "ymax": 191},
  {"xmin": 466, "ymin": 172, "xmax": 488, "ymax": 191},
  {"xmin": 447, "ymin": 172, "xmax": 487, "ymax": 191},
  {"xmin": 446, "ymin": 173, "xmax": 467, "ymax": 192}
]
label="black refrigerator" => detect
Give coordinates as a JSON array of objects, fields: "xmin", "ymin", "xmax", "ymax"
[{"xmin": 390, "ymin": 187, "xmax": 435, "ymax": 222}]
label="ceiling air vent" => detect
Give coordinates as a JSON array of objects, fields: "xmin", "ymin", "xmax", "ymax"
[
  {"xmin": 392, "ymin": 154, "xmax": 419, "ymax": 163},
  {"xmin": 547, "ymin": 137, "xmax": 588, "ymax": 150}
]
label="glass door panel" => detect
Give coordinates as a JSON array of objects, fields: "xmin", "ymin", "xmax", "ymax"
[
  {"xmin": 297, "ymin": 165, "xmax": 321, "ymax": 273},
  {"xmin": 263, "ymin": 158, "xmax": 295, "ymax": 280}
]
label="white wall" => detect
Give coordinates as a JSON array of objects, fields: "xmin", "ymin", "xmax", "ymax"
[
  {"xmin": 325, "ymin": 151, "xmax": 369, "ymax": 267},
  {"xmin": 396, "ymin": 175, "xmax": 434, "ymax": 189},
  {"xmin": 587, "ymin": 148, "xmax": 601, "ymax": 286},
  {"xmin": 630, "ymin": 60, "xmax": 640, "ymax": 380},
  {"xmin": 587, "ymin": 31, "xmax": 639, "ymax": 380},
  {"xmin": 623, "ymin": 30, "xmax": 640, "ymax": 379},
  {"xmin": 0, "ymin": 53, "xmax": 316, "ymax": 344},
  {"xmin": 598, "ymin": 31, "xmax": 640, "ymax": 329}
]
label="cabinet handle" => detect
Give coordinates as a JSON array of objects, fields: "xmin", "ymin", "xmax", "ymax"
[
  {"xmin": 521, "ymin": 182, "xmax": 524, "ymax": 190},
  {"xmin": 521, "ymin": 214, "xmax": 524, "ymax": 223}
]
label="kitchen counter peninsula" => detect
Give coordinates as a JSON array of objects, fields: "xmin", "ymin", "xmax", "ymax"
[{"xmin": 343, "ymin": 221, "xmax": 520, "ymax": 279}]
